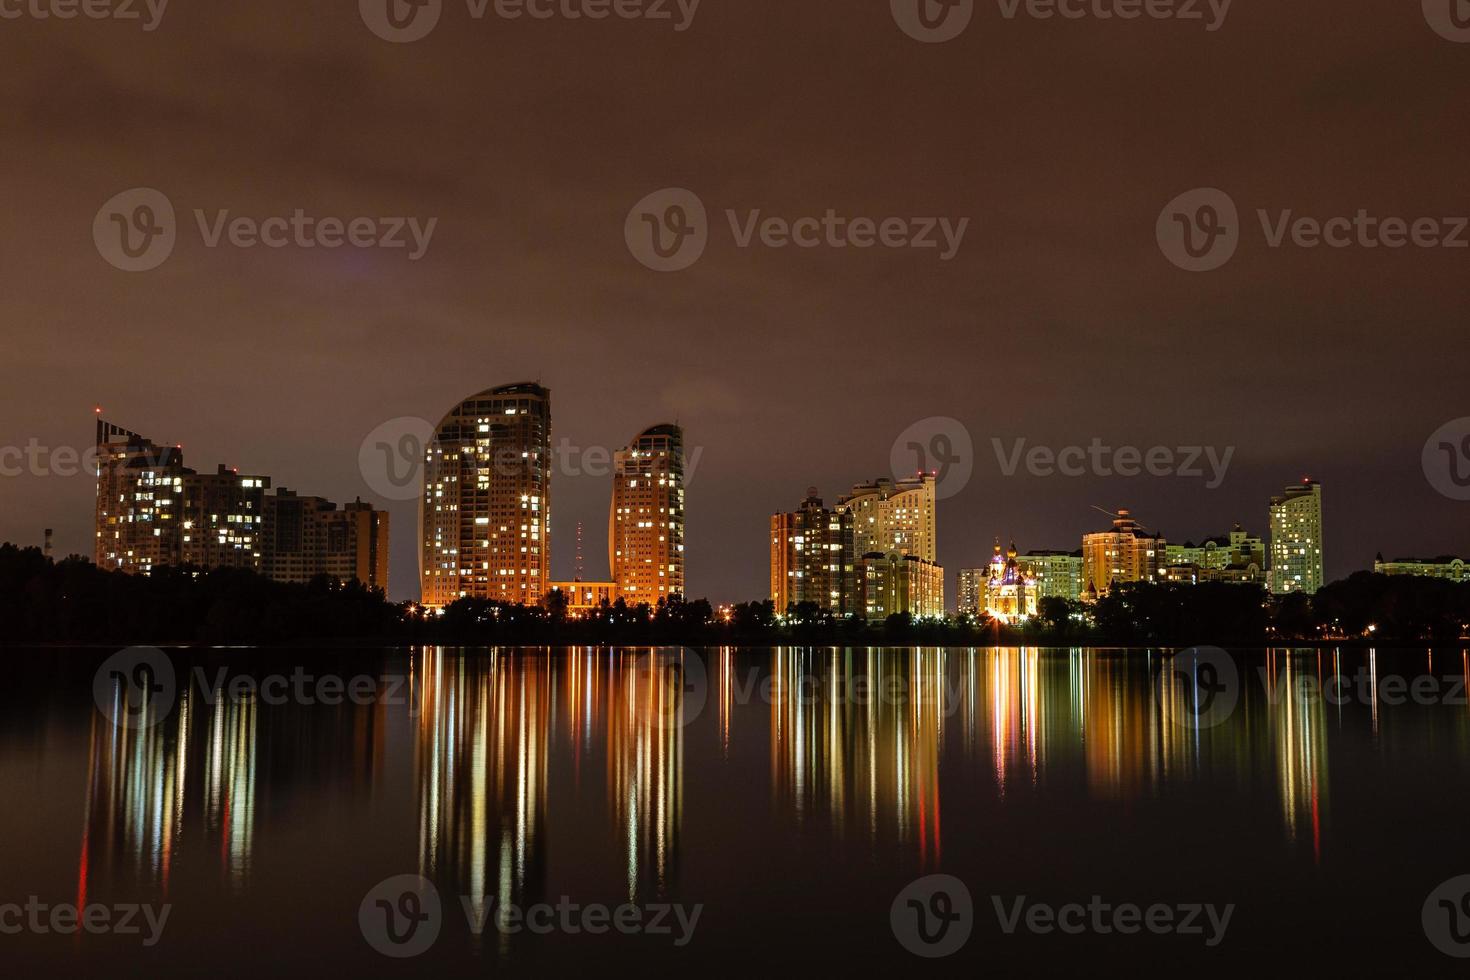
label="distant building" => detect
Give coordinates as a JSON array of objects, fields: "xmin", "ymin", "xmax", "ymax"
[
  {"xmin": 1374, "ymin": 555, "xmax": 1468, "ymax": 582},
  {"xmin": 956, "ymin": 567, "xmax": 986, "ymax": 616},
  {"xmin": 1269, "ymin": 480, "xmax": 1324, "ymax": 595},
  {"xmin": 1165, "ymin": 524, "xmax": 1266, "ymax": 585},
  {"xmin": 264, "ymin": 490, "xmax": 390, "ymax": 590},
  {"xmin": 548, "ymin": 581, "xmax": 618, "ymax": 617},
  {"xmin": 839, "ymin": 475, "xmax": 937, "ymax": 562},
  {"xmin": 857, "ymin": 552, "xmax": 945, "ymax": 622},
  {"xmin": 609, "ymin": 424, "xmax": 686, "ymax": 603},
  {"xmin": 421, "ymin": 383, "xmax": 552, "ymax": 609},
  {"xmin": 838, "ymin": 474, "xmax": 943, "ymax": 617},
  {"xmin": 1082, "ymin": 510, "xmax": 1167, "ymax": 597},
  {"xmin": 94, "ymin": 419, "xmax": 388, "ymax": 590},
  {"xmin": 984, "ymin": 541, "xmax": 1037, "ymax": 624},
  {"xmin": 1017, "ymin": 550, "xmax": 1085, "ymax": 602},
  {"xmin": 770, "ymin": 488, "xmax": 856, "ymax": 616}
]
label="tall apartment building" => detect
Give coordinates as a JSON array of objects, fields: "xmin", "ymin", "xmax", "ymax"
[
  {"xmin": 1081, "ymin": 510, "xmax": 1167, "ymax": 597},
  {"xmin": 1269, "ymin": 480, "xmax": 1324, "ymax": 595},
  {"xmin": 95, "ymin": 421, "xmax": 188, "ymax": 574},
  {"xmin": 1018, "ymin": 550, "xmax": 1085, "ymax": 602},
  {"xmin": 956, "ymin": 567, "xmax": 986, "ymax": 616},
  {"xmin": 609, "ymin": 424, "xmax": 686, "ymax": 603},
  {"xmin": 264, "ymin": 490, "xmax": 390, "ymax": 590},
  {"xmin": 94, "ymin": 419, "xmax": 388, "ymax": 589},
  {"xmin": 857, "ymin": 553, "xmax": 945, "ymax": 622},
  {"xmin": 770, "ymin": 488, "xmax": 856, "ymax": 616},
  {"xmin": 420, "ymin": 383, "xmax": 552, "ymax": 609},
  {"xmin": 839, "ymin": 475, "xmax": 937, "ymax": 562}
]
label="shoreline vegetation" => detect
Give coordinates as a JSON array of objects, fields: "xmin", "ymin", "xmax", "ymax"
[{"xmin": 3, "ymin": 544, "xmax": 1468, "ymax": 649}]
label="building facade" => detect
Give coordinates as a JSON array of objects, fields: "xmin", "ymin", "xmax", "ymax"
[
  {"xmin": 609, "ymin": 424, "xmax": 686, "ymax": 604},
  {"xmin": 1269, "ymin": 480, "xmax": 1324, "ymax": 595},
  {"xmin": 770, "ymin": 488, "xmax": 856, "ymax": 616},
  {"xmin": 95, "ymin": 419, "xmax": 388, "ymax": 589},
  {"xmin": 1017, "ymin": 550, "xmax": 1085, "ymax": 602},
  {"xmin": 547, "ymin": 581, "xmax": 618, "ymax": 616},
  {"xmin": 1165, "ymin": 524, "xmax": 1266, "ymax": 585},
  {"xmin": 956, "ymin": 567, "xmax": 985, "ymax": 616},
  {"xmin": 857, "ymin": 552, "xmax": 945, "ymax": 622},
  {"xmin": 984, "ymin": 541, "xmax": 1038, "ymax": 624},
  {"xmin": 1081, "ymin": 510, "xmax": 1167, "ymax": 597},
  {"xmin": 839, "ymin": 475, "xmax": 937, "ymax": 562},
  {"xmin": 421, "ymin": 383, "xmax": 552, "ymax": 609},
  {"xmin": 1373, "ymin": 555, "xmax": 1467, "ymax": 582},
  {"xmin": 264, "ymin": 490, "xmax": 389, "ymax": 590}
]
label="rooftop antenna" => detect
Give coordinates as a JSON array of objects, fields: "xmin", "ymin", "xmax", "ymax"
[{"xmin": 575, "ymin": 521, "xmax": 584, "ymax": 583}]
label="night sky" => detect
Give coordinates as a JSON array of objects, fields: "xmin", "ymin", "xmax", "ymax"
[{"xmin": 2, "ymin": 0, "xmax": 1467, "ymax": 603}]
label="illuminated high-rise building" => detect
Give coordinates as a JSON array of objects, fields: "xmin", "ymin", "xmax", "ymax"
[
  {"xmin": 95, "ymin": 420, "xmax": 188, "ymax": 574},
  {"xmin": 770, "ymin": 488, "xmax": 856, "ymax": 616},
  {"xmin": 1081, "ymin": 509, "xmax": 1166, "ymax": 597},
  {"xmin": 1269, "ymin": 480, "xmax": 1324, "ymax": 595},
  {"xmin": 1018, "ymin": 550, "xmax": 1085, "ymax": 601},
  {"xmin": 609, "ymin": 424, "xmax": 686, "ymax": 603},
  {"xmin": 956, "ymin": 567, "xmax": 985, "ymax": 616},
  {"xmin": 94, "ymin": 418, "xmax": 386, "ymax": 588},
  {"xmin": 839, "ymin": 475, "xmax": 937, "ymax": 561},
  {"xmin": 420, "ymin": 383, "xmax": 551, "ymax": 609}
]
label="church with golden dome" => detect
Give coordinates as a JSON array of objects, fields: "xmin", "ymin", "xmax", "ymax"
[{"xmin": 985, "ymin": 540, "xmax": 1039, "ymax": 624}]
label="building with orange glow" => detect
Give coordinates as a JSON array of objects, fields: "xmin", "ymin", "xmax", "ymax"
[
  {"xmin": 1081, "ymin": 509, "xmax": 1167, "ymax": 597},
  {"xmin": 420, "ymin": 383, "xmax": 552, "ymax": 609},
  {"xmin": 609, "ymin": 423, "xmax": 686, "ymax": 603},
  {"xmin": 95, "ymin": 418, "xmax": 387, "ymax": 588},
  {"xmin": 839, "ymin": 474, "xmax": 937, "ymax": 561},
  {"xmin": 770, "ymin": 488, "xmax": 856, "ymax": 616}
]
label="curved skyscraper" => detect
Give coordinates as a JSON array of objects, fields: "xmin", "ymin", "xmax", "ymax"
[
  {"xmin": 420, "ymin": 383, "xmax": 551, "ymax": 609},
  {"xmin": 609, "ymin": 423, "xmax": 686, "ymax": 603}
]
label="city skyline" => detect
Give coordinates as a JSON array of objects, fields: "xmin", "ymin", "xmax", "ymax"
[{"xmin": 57, "ymin": 404, "xmax": 1470, "ymax": 608}]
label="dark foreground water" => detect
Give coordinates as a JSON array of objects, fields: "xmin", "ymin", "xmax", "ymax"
[{"xmin": 3, "ymin": 646, "xmax": 1470, "ymax": 977}]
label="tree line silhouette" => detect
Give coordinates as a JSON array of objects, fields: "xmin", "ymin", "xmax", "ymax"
[{"xmin": 1, "ymin": 543, "xmax": 1466, "ymax": 646}]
